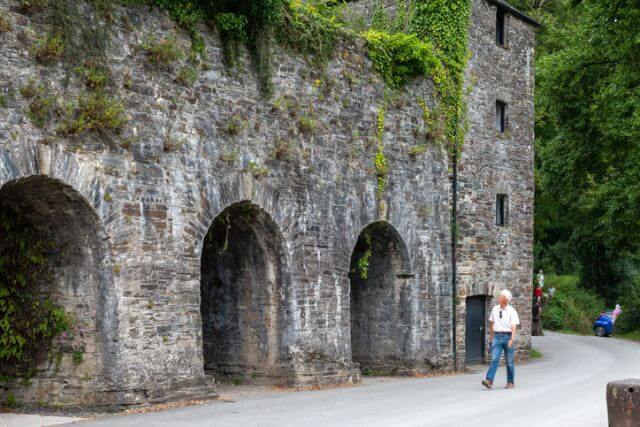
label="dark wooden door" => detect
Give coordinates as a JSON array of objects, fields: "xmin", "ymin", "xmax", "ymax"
[{"xmin": 465, "ymin": 296, "xmax": 486, "ymax": 365}]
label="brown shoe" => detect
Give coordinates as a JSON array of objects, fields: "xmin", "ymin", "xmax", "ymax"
[
  {"xmin": 482, "ymin": 379, "xmax": 493, "ymax": 389},
  {"xmin": 506, "ymin": 382, "xmax": 515, "ymax": 389}
]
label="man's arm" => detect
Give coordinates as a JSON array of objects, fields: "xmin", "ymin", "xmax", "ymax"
[
  {"xmin": 508, "ymin": 324, "xmax": 516, "ymax": 348},
  {"xmin": 488, "ymin": 321, "xmax": 494, "ymax": 344}
]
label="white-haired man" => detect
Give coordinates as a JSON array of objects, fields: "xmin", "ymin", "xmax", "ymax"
[{"xmin": 482, "ymin": 289, "xmax": 520, "ymax": 389}]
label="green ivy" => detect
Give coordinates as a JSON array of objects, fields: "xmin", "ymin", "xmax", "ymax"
[
  {"xmin": 143, "ymin": 0, "xmax": 343, "ymax": 94},
  {"xmin": 151, "ymin": 0, "xmax": 206, "ymax": 55},
  {"xmin": 364, "ymin": 0, "xmax": 471, "ymax": 157},
  {"xmin": 374, "ymin": 107, "xmax": 388, "ymax": 208},
  {"xmin": 275, "ymin": 1, "xmax": 341, "ymax": 66},
  {"xmin": 409, "ymin": 0, "xmax": 471, "ymax": 155},
  {"xmin": 0, "ymin": 211, "xmax": 71, "ymax": 379},
  {"xmin": 408, "ymin": 0, "xmax": 471, "ymax": 72},
  {"xmin": 215, "ymin": 12, "xmax": 248, "ymax": 69},
  {"xmin": 363, "ymin": 30, "xmax": 441, "ymax": 88}
]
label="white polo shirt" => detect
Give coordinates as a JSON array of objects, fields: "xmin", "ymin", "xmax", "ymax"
[{"xmin": 489, "ymin": 304, "xmax": 520, "ymax": 332}]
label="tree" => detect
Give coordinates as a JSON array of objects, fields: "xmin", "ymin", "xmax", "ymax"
[{"xmin": 534, "ymin": 0, "xmax": 640, "ymax": 302}]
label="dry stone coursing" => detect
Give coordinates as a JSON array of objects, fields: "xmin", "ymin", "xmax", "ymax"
[{"xmin": 0, "ymin": 0, "xmax": 534, "ymax": 405}]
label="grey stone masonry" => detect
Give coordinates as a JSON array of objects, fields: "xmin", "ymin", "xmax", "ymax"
[
  {"xmin": 456, "ymin": 0, "xmax": 536, "ymax": 367},
  {"xmin": 0, "ymin": 0, "xmax": 534, "ymax": 406}
]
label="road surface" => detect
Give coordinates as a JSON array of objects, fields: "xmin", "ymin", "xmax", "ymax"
[{"xmin": 70, "ymin": 332, "xmax": 640, "ymax": 426}]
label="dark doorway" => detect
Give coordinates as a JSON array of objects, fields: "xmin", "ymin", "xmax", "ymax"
[
  {"xmin": 200, "ymin": 201, "xmax": 290, "ymax": 384},
  {"xmin": 465, "ymin": 296, "xmax": 486, "ymax": 365},
  {"xmin": 349, "ymin": 222, "xmax": 412, "ymax": 374}
]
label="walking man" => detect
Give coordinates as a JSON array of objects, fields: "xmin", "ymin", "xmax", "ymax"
[{"xmin": 482, "ymin": 289, "xmax": 520, "ymax": 389}]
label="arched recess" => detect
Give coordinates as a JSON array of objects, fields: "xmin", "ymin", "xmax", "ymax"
[
  {"xmin": 349, "ymin": 221, "xmax": 413, "ymax": 374},
  {"xmin": 199, "ymin": 201, "xmax": 292, "ymax": 384},
  {"xmin": 0, "ymin": 176, "xmax": 115, "ymax": 400}
]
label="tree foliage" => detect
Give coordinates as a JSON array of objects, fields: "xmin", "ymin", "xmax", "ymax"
[{"xmin": 527, "ymin": 0, "xmax": 640, "ymax": 303}]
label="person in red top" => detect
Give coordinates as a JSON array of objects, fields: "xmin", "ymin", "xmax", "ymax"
[
  {"xmin": 532, "ymin": 284, "xmax": 544, "ymax": 336},
  {"xmin": 534, "ymin": 285, "xmax": 543, "ymax": 303}
]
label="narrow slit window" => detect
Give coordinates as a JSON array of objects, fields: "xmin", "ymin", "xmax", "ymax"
[
  {"xmin": 496, "ymin": 195, "xmax": 507, "ymax": 226},
  {"xmin": 496, "ymin": 101, "xmax": 507, "ymax": 133},
  {"xmin": 496, "ymin": 8, "xmax": 505, "ymax": 46}
]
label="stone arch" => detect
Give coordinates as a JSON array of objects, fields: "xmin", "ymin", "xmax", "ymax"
[
  {"xmin": 199, "ymin": 200, "xmax": 293, "ymax": 384},
  {"xmin": 349, "ymin": 221, "xmax": 414, "ymax": 374},
  {"xmin": 0, "ymin": 175, "xmax": 115, "ymax": 404}
]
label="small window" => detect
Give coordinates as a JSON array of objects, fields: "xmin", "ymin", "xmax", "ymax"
[
  {"xmin": 496, "ymin": 8, "xmax": 505, "ymax": 46},
  {"xmin": 496, "ymin": 195, "xmax": 507, "ymax": 226},
  {"xmin": 496, "ymin": 101, "xmax": 507, "ymax": 133}
]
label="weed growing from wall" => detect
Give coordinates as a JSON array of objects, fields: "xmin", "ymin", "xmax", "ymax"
[
  {"xmin": 45, "ymin": 0, "xmax": 112, "ymax": 66},
  {"xmin": 0, "ymin": 12, "xmax": 11, "ymax": 33},
  {"xmin": 57, "ymin": 93, "xmax": 126, "ymax": 136},
  {"xmin": 30, "ymin": 33, "xmax": 64, "ymax": 64},
  {"xmin": 140, "ymin": 36, "xmax": 184, "ymax": 71},
  {"xmin": 354, "ymin": 232, "xmax": 372, "ymax": 280},
  {"xmin": 74, "ymin": 63, "xmax": 110, "ymax": 90},
  {"xmin": 21, "ymin": 0, "xmax": 471, "ymax": 161}
]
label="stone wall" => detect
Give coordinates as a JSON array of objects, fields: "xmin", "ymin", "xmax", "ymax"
[
  {"xmin": 0, "ymin": 0, "xmax": 457, "ymax": 405},
  {"xmin": 456, "ymin": 0, "xmax": 536, "ymax": 366}
]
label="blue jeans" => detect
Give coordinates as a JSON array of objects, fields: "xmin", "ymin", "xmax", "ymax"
[{"xmin": 485, "ymin": 333, "xmax": 515, "ymax": 383}]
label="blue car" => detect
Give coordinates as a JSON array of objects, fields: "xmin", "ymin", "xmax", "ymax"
[{"xmin": 593, "ymin": 312, "xmax": 615, "ymax": 337}]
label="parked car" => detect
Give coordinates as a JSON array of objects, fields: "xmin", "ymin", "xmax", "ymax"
[{"xmin": 593, "ymin": 311, "xmax": 615, "ymax": 337}]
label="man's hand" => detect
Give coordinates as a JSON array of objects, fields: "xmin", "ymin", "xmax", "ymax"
[
  {"xmin": 508, "ymin": 339, "xmax": 514, "ymax": 348},
  {"xmin": 488, "ymin": 335, "xmax": 493, "ymax": 345}
]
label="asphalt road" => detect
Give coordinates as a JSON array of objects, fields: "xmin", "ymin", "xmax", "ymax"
[{"xmin": 76, "ymin": 332, "xmax": 640, "ymax": 427}]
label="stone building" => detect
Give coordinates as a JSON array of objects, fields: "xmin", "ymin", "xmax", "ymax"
[{"xmin": 0, "ymin": 0, "xmax": 536, "ymax": 405}]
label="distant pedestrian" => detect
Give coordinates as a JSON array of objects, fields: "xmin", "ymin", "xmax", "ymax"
[
  {"xmin": 532, "ymin": 301, "xmax": 543, "ymax": 336},
  {"xmin": 537, "ymin": 269, "xmax": 545, "ymax": 289},
  {"xmin": 613, "ymin": 304, "xmax": 622, "ymax": 320},
  {"xmin": 482, "ymin": 289, "xmax": 520, "ymax": 389},
  {"xmin": 534, "ymin": 284, "xmax": 543, "ymax": 303}
]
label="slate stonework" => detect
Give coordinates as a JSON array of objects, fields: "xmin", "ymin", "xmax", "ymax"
[
  {"xmin": 0, "ymin": 0, "xmax": 534, "ymax": 406},
  {"xmin": 457, "ymin": 0, "xmax": 536, "ymax": 366}
]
